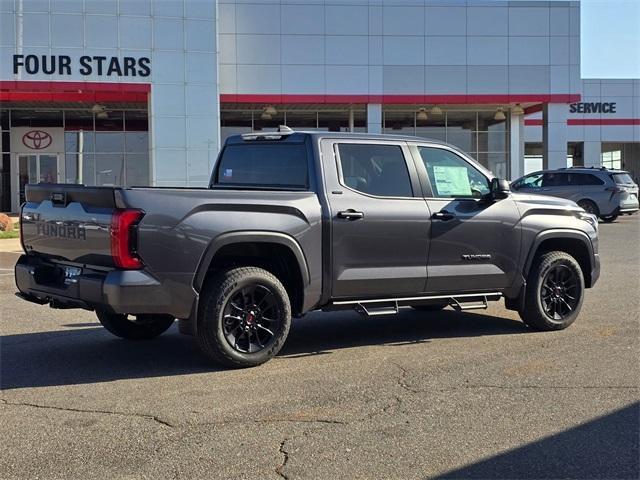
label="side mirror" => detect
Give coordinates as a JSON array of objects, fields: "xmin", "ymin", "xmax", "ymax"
[{"xmin": 490, "ymin": 178, "xmax": 510, "ymax": 200}]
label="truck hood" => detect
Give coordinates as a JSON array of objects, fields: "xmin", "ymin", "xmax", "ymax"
[{"xmin": 510, "ymin": 192, "xmax": 583, "ymax": 213}]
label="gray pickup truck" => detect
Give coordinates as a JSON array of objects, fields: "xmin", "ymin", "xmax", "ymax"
[{"xmin": 15, "ymin": 128, "xmax": 600, "ymax": 368}]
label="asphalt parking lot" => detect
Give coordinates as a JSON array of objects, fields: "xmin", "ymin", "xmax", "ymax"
[{"xmin": 1, "ymin": 216, "xmax": 638, "ymax": 480}]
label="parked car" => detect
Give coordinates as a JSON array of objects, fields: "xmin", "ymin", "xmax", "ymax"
[
  {"xmin": 511, "ymin": 167, "xmax": 639, "ymax": 222},
  {"xmin": 15, "ymin": 128, "xmax": 600, "ymax": 368}
]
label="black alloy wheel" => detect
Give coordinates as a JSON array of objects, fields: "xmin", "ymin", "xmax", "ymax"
[
  {"xmin": 197, "ymin": 267, "xmax": 292, "ymax": 368},
  {"xmin": 222, "ymin": 284, "xmax": 282, "ymax": 354},
  {"xmin": 540, "ymin": 264, "xmax": 580, "ymax": 322},
  {"xmin": 518, "ymin": 251, "xmax": 585, "ymax": 331}
]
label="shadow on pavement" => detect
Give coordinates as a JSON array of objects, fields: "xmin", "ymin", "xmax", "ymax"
[
  {"xmin": 2, "ymin": 308, "xmax": 528, "ymax": 390},
  {"xmin": 280, "ymin": 308, "xmax": 528, "ymax": 357},
  {"xmin": 435, "ymin": 402, "xmax": 640, "ymax": 480}
]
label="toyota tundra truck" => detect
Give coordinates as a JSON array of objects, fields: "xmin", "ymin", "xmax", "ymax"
[{"xmin": 15, "ymin": 127, "xmax": 600, "ymax": 368}]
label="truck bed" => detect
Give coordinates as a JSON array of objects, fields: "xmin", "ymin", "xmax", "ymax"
[{"xmin": 18, "ymin": 183, "xmax": 323, "ymax": 318}]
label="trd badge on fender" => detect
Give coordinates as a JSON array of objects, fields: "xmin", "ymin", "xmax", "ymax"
[{"xmin": 461, "ymin": 254, "xmax": 492, "ymax": 260}]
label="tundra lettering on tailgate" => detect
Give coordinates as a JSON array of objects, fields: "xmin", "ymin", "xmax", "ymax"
[{"xmin": 35, "ymin": 221, "xmax": 86, "ymax": 240}]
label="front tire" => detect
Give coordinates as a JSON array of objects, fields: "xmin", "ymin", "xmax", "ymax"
[
  {"xmin": 197, "ymin": 267, "xmax": 292, "ymax": 368},
  {"xmin": 518, "ymin": 251, "xmax": 585, "ymax": 331},
  {"xmin": 96, "ymin": 311, "xmax": 175, "ymax": 340},
  {"xmin": 577, "ymin": 200, "xmax": 600, "ymax": 217}
]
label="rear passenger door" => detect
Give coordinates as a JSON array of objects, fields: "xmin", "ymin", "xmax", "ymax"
[
  {"xmin": 567, "ymin": 173, "xmax": 606, "ymax": 204},
  {"xmin": 321, "ymin": 140, "xmax": 430, "ymax": 298}
]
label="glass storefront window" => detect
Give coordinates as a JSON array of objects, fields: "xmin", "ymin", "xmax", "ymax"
[
  {"xmin": 254, "ymin": 111, "xmax": 285, "ymax": 131},
  {"xmin": 125, "ymin": 111, "xmax": 149, "ymax": 131},
  {"xmin": 65, "ymin": 154, "xmax": 78, "ymax": 183},
  {"xmin": 383, "ymin": 111, "xmax": 415, "ymax": 135},
  {"xmin": 95, "ymin": 154, "xmax": 125, "ymax": 186},
  {"xmin": 416, "ymin": 113, "xmax": 446, "ymax": 142},
  {"xmin": 447, "ymin": 129, "xmax": 476, "ymax": 154},
  {"xmin": 319, "ymin": 110, "xmax": 366, "ymax": 132},
  {"xmin": 95, "ymin": 110, "xmax": 124, "ymax": 131},
  {"xmin": 11, "ymin": 110, "xmax": 63, "ymax": 128},
  {"xmin": 125, "ymin": 153, "xmax": 150, "ymax": 187},
  {"xmin": 477, "ymin": 111, "xmax": 506, "ymax": 132},
  {"xmin": 601, "ymin": 149, "xmax": 622, "ymax": 170},
  {"xmin": 477, "ymin": 152, "xmax": 508, "ymax": 178},
  {"xmin": 477, "ymin": 131, "xmax": 507, "ymax": 153},
  {"xmin": 383, "ymin": 108, "xmax": 510, "ymax": 176},
  {"xmin": 286, "ymin": 111, "xmax": 317, "ymax": 129},
  {"xmin": 1, "ymin": 110, "xmax": 9, "ymax": 130},
  {"xmin": 65, "ymin": 131, "xmax": 96, "ymax": 153},
  {"xmin": 81, "ymin": 154, "xmax": 96, "ymax": 186},
  {"xmin": 220, "ymin": 107, "xmax": 367, "ymax": 137},
  {"xmin": 95, "ymin": 132, "xmax": 125, "ymax": 152},
  {"xmin": 64, "ymin": 110, "xmax": 94, "ymax": 130},
  {"xmin": 125, "ymin": 132, "xmax": 149, "ymax": 153}
]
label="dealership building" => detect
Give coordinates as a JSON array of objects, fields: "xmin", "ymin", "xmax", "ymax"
[{"xmin": 1, "ymin": 0, "xmax": 638, "ymax": 212}]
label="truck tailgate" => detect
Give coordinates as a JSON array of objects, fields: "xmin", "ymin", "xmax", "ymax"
[{"xmin": 21, "ymin": 184, "xmax": 119, "ymax": 266}]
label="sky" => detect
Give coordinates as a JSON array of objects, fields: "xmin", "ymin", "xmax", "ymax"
[{"xmin": 580, "ymin": 0, "xmax": 640, "ymax": 78}]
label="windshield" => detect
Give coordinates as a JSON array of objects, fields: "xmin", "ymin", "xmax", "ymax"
[
  {"xmin": 513, "ymin": 173, "xmax": 543, "ymax": 189},
  {"xmin": 214, "ymin": 143, "xmax": 308, "ymax": 189}
]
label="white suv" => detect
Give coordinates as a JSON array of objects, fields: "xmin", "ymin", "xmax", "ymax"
[{"xmin": 511, "ymin": 167, "xmax": 639, "ymax": 222}]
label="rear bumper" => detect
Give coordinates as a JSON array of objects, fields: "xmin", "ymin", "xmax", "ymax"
[
  {"xmin": 14, "ymin": 255, "xmax": 185, "ymax": 317},
  {"xmin": 618, "ymin": 207, "xmax": 639, "ymax": 214},
  {"xmin": 617, "ymin": 195, "xmax": 639, "ymax": 214}
]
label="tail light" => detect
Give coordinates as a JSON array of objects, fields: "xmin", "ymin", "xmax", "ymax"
[
  {"xmin": 111, "ymin": 209, "xmax": 144, "ymax": 269},
  {"xmin": 606, "ymin": 186, "xmax": 628, "ymax": 193}
]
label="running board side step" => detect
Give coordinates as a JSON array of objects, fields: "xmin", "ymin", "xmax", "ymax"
[{"xmin": 331, "ymin": 292, "xmax": 502, "ymax": 318}]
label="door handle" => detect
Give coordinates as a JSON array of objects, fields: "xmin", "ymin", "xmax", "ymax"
[
  {"xmin": 432, "ymin": 210, "xmax": 455, "ymax": 221},
  {"xmin": 337, "ymin": 209, "xmax": 364, "ymax": 220}
]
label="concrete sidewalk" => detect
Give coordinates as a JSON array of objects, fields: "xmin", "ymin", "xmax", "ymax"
[{"xmin": 0, "ymin": 237, "xmax": 22, "ymax": 253}]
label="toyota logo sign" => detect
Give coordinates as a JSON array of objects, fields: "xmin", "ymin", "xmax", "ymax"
[{"xmin": 22, "ymin": 130, "xmax": 53, "ymax": 150}]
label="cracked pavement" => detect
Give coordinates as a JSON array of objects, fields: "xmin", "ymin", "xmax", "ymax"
[{"xmin": 1, "ymin": 217, "xmax": 639, "ymax": 479}]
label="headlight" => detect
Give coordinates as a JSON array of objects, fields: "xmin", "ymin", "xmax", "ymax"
[{"xmin": 577, "ymin": 211, "xmax": 598, "ymax": 230}]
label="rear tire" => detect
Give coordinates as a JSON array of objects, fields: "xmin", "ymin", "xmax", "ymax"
[
  {"xmin": 518, "ymin": 251, "xmax": 584, "ymax": 331},
  {"xmin": 577, "ymin": 200, "xmax": 600, "ymax": 217},
  {"xmin": 196, "ymin": 267, "xmax": 291, "ymax": 368},
  {"xmin": 96, "ymin": 311, "xmax": 175, "ymax": 340},
  {"xmin": 600, "ymin": 214, "xmax": 618, "ymax": 223}
]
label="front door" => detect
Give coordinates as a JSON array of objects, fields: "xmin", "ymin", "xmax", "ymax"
[
  {"xmin": 322, "ymin": 139, "xmax": 430, "ymax": 298},
  {"xmin": 16, "ymin": 154, "xmax": 61, "ymax": 206},
  {"xmin": 411, "ymin": 144, "xmax": 521, "ymax": 293}
]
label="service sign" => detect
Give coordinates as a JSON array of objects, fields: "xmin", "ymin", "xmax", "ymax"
[
  {"xmin": 11, "ymin": 127, "xmax": 65, "ymax": 154},
  {"xmin": 569, "ymin": 102, "xmax": 617, "ymax": 114},
  {"xmin": 13, "ymin": 54, "xmax": 151, "ymax": 78}
]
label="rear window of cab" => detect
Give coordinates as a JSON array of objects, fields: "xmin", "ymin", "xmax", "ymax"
[{"xmin": 214, "ymin": 144, "xmax": 308, "ymax": 189}]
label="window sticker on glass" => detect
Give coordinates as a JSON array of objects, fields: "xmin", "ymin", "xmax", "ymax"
[
  {"xmin": 432, "ymin": 165, "xmax": 472, "ymax": 197},
  {"xmin": 223, "ymin": 168, "xmax": 233, "ymax": 179}
]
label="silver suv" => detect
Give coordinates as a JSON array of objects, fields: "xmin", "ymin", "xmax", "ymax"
[{"xmin": 511, "ymin": 167, "xmax": 639, "ymax": 222}]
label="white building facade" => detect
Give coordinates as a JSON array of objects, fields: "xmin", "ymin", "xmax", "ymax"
[{"xmin": 1, "ymin": 0, "xmax": 638, "ymax": 212}]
